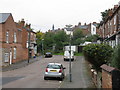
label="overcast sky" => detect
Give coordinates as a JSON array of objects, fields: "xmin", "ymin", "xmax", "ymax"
[{"xmin": 0, "ymin": 0, "xmax": 120, "ymax": 32}]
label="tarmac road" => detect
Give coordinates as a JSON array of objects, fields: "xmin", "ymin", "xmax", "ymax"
[{"xmin": 2, "ymin": 55, "xmax": 71, "ymax": 88}]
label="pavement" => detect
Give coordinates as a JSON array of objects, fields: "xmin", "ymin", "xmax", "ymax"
[
  {"xmin": 59, "ymin": 56, "xmax": 95, "ymax": 88},
  {"xmin": 2, "ymin": 56, "xmax": 42, "ymax": 72}
]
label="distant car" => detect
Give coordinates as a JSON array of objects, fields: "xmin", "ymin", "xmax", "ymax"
[
  {"xmin": 45, "ymin": 52, "xmax": 52, "ymax": 58},
  {"xmin": 44, "ymin": 63, "xmax": 66, "ymax": 81},
  {"xmin": 64, "ymin": 50, "xmax": 74, "ymax": 61}
]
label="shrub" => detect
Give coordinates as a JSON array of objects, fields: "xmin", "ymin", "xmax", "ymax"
[
  {"xmin": 111, "ymin": 45, "xmax": 120, "ymax": 69},
  {"xmin": 83, "ymin": 44, "xmax": 113, "ymax": 70}
]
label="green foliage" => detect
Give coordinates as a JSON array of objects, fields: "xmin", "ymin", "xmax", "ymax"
[
  {"xmin": 36, "ymin": 31, "xmax": 44, "ymax": 53},
  {"xmin": 83, "ymin": 44, "xmax": 113, "ymax": 70},
  {"xmin": 72, "ymin": 28, "xmax": 84, "ymax": 45},
  {"xmin": 85, "ymin": 34, "xmax": 99, "ymax": 42},
  {"xmin": 111, "ymin": 45, "xmax": 120, "ymax": 69},
  {"xmin": 101, "ymin": 10, "xmax": 109, "ymax": 21},
  {"xmin": 53, "ymin": 30, "xmax": 69, "ymax": 52}
]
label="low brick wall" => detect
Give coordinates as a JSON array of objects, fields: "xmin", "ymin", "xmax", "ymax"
[{"xmin": 101, "ymin": 64, "xmax": 120, "ymax": 89}]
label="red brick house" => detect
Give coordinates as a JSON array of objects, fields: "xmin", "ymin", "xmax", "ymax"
[
  {"xmin": 98, "ymin": 4, "xmax": 120, "ymax": 47},
  {"xmin": 0, "ymin": 13, "xmax": 37, "ymax": 66}
]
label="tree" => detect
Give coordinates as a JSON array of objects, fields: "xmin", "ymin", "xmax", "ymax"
[
  {"xmin": 43, "ymin": 32, "xmax": 55, "ymax": 52},
  {"xmin": 101, "ymin": 10, "xmax": 109, "ymax": 21},
  {"xmin": 85, "ymin": 34, "xmax": 99, "ymax": 42},
  {"xmin": 36, "ymin": 31, "xmax": 44, "ymax": 53},
  {"xmin": 54, "ymin": 30, "xmax": 69, "ymax": 52},
  {"xmin": 72, "ymin": 28, "xmax": 84, "ymax": 45}
]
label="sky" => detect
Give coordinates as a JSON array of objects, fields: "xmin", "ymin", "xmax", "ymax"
[{"xmin": 0, "ymin": 0, "xmax": 120, "ymax": 32}]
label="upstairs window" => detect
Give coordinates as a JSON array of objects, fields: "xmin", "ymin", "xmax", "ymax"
[
  {"xmin": 6, "ymin": 31, "xmax": 9, "ymax": 43},
  {"xmin": 13, "ymin": 48, "xmax": 16, "ymax": 59},
  {"xmin": 14, "ymin": 32, "xmax": 17, "ymax": 43}
]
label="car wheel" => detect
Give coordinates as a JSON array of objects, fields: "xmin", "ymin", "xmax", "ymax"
[{"xmin": 44, "ymin": 77, "xmax": 47, "ymax": 80}]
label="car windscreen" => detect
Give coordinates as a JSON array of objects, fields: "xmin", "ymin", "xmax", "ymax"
[{"xmin": 47, "ymin": 64, "xmax": 61, "ymax": 69}]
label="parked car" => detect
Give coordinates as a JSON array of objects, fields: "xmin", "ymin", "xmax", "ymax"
[
  {"xmin": 44, "ymin": 63, "xmax": 66, "ymax": 81},
  {"xmin": 45, "ymin": 52, "xmax": 52, "ymax": 58},
  {"xmin": 64, "ymin": 50, "xmax": 74, "ymax": 61}
]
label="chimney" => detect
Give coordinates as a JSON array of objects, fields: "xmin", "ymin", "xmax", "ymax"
[
  {"xmin": 19, "ymin": 19, "xmax": 25, "ymax": 27},
  {"xmin": 78, "ymin": 22, "xmax": 81, "ymax": 26},
  {"xmin": 25, "ymin": 23, "xmax": 31, "ymax": 29},
  {"xmin": 108, "ymin": 9, "xmax": 113, "ymax": 17},
  {"xmin": 114, "ymin": 5, "xmax": 119, "ymax": 10}
]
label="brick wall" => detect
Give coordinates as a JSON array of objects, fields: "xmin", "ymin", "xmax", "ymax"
[{"xmin": 101, "ymin": 64, "xmax": 120, "ymax": 89}]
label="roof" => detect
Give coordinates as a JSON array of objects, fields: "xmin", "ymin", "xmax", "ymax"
[
  {"xmin": 0, "ymin": 13, "xmax": 11, "ymax": 23},
  {"xmin": 79, "ymin": 25, "xmax": 88, "ymax": 29},
  {"xmin": 100, "ymin": 64, "xmax": 116, "ymax": 73}
]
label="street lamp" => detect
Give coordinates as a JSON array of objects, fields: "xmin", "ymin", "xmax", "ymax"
[
  {"xmin": 28, "ymin": 30, "xmax": 31, "ymax": 63},
  {"xmin": 42, "ymin": 39, "xmax": 44, "ymax": 57},
  {"xmin": 65, "ymin": 24, "xmax": 73, "ymax": 82}
]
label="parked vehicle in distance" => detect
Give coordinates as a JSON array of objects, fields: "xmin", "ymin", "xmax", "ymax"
[
  {"xmin": 45, "ymin": 52, "xmax": 52, "ymax": 58},
  {"xmin": 44, "ymin": 63, "xmax": 66, "ymax": 81},
  {"xmin": 64, "ymin": 50, "xmax": 74, "ymax": 61}
]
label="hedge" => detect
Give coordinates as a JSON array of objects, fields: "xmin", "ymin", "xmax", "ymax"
[{"xmin": 83, "ymin": 44, "xmax": 113, "ymax": 70}]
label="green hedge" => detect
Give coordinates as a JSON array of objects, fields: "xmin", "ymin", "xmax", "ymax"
[
  {"xmin": 111, "ymin": 45, "xmax": 120, "ymax": 69},
  {"xmin": 83, "ymin": 44, "xmax": 113, "ymax": 70}
]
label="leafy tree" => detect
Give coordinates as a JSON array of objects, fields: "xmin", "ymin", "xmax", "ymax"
[
  {"xmin": 85, "ymin": 34, "xmax": 99, "ymax": 42},
  {"xmin": 36, "ymin": 31, "xmax": 44, "ymax": 53},
  {"xmin": 101, "ymin": 10, "xmax": 109, "ymax": 21},
  {"xmin": 54, "ymin": 30, "xmax": 69, "ymax": 52},
  {"xmin": 72, "ymin": 28, "xmax": 84, "ymax": 45},
  {"xmin": 43, "ymin": 32, "xmax": 55, "ymax": 52},
  {"xmin": 111, "ymin": 45, "xmax": 120, "ymax": 69}
]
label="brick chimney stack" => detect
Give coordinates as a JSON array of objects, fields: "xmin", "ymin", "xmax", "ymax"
[
  {"xmin": 108, "ymin": 9, "xmax": 113, "ymax": 17},
  {"xmin": 19, "ymin": 19, "xmax": 25, "ymax": 27},
  {"xmin": 25, "ymin": 23, "xmax": 31, "ymax": 29},
  {"xmin": 78, "ymin": 22, "xmax": 81, "ymax": 26}
]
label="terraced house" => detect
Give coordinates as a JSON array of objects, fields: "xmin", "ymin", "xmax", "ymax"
[
  {"xmin": 98, "ymin": 4, "xmax": 120, "ymax": 47},
  {"xmin": 0, "ymin": 13, "xmax": 37, "ymax": 66}
]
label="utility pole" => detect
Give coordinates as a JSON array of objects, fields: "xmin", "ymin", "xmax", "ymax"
[
  {"xmin": 28, "ymin": 30, "xmax": 31, "ymax": 63},
  {"xmin": 65, "ymin": 24, "xmax": 73, "ymax": 82},
  {"xmin": 42, "ymin": 39, "xmax": 44, "ymax": 57}
]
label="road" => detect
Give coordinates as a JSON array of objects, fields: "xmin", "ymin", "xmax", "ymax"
[{"xmin": 2, "ymin": 55, "xmax": 72, "ymax": 88}]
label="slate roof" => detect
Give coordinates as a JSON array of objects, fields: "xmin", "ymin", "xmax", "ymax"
[
  {"xmin": 0, "ymin": 13, "xmax": 11, "ymax": 23},
  {"xmin": 79, "ymin": 25, "xmax": 88, "ymax": 29}
]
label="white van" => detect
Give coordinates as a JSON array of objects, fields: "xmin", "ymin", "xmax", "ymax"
[{"xmin": 64, "ymin": 50, "xmax": 74, "ymax": 61}]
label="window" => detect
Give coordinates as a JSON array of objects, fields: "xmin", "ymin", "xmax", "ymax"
[
  {"xmin": 4, "ymin": 53, "xmax": 9, "ymax": 62},
  {"xmin": 13, "ymin": 48, "xmax": 16, "ymax": 59},
  {"xmin": 114, "ymin": 15, "xmax": 116, "ymax": 25},
  {"xmin": 6, "ymin": 31, "xmax": 9, "ymax": 43},
  {"xmin": 14, "ymin": 32, "xmax": 17, "ymax": 43}
]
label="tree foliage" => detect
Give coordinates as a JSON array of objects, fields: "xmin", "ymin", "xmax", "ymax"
[
  {"xmin": 85, "ymin": 34, "xmax": 99, "ymax": 42},
  {"xmin": 36, "ymin": 31, "xmax": 44, "ymax": 53},
  {"xmin": 72, "ymin": 28, "xmax": 84, "ymax": 45},
  {"xmin": 101, "ymin": 10, "xmax": 109, "ymax": 21}
]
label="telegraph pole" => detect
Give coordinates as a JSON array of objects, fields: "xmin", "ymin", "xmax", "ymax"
[
  {"xmin": 65, "ymin": 24, "xmax": 73, "ymax": 82},
  {"xmin": 28, "ymin": 30, "xmax": 31, "ymax": 63}
]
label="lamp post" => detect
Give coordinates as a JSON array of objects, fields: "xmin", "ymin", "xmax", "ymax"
[
  {"xmin": 28, "ymin": 30, "xmax": 31, "ymax": 63},
  {"xmin": 42, "ymin": 39, "xmax": 44, "ymax": 57},
  {"xmin": 65, "ymin": 24, "xmax": 73, "ymax": 82}
]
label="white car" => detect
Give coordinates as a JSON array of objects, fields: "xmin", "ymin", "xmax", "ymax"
[
  {"xmin": 44, "ymin": 63, "xmax": 66, "ymax": 81},
  {"xmin": 64, "ymin": 50, "xmax": 74, "ymax": 61}
]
